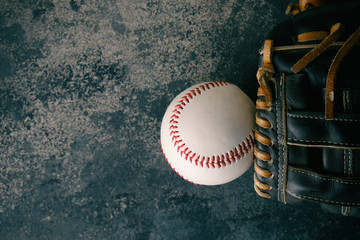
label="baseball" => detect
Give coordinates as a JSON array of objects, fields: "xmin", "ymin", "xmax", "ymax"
[{"xmin": 160, "ymin": 81, "xmax": 255, "ymax": 185}]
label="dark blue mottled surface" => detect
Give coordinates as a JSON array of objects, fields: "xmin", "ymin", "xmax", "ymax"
[{"xmin": 1, "ymin": 0, "xmax": 359, "ymax": 239}]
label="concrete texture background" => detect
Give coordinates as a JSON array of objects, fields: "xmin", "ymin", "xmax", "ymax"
[{"xmin": 1, "ymin": 0, "xmax": 359, "ymax": 239}]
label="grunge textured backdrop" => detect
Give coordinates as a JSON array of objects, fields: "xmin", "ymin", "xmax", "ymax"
[{"xmin": 1, "ymin": 0, "xmax": 359, "ymax": 239}]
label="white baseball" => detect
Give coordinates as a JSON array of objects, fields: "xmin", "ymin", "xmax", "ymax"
[{"xmin": 160, "ymin": 81, "xmax": 255, "ymax": 185}]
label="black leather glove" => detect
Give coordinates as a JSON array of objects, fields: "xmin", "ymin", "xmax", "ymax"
[{"xmin": 254, "ymin": 0, "xmax": 360, "ymax": 217}]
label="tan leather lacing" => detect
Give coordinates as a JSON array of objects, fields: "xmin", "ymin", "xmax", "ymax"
[
  {"xmin": 256, "ymin": 99, "xmax": 268, "ymax": 110},
  {"xmin": 297, "ymin": 31, "xmax": 329, "ymax": 42},
  {"xmin": 254, "ymin": 84, "xmax": 274, "ymax": 197},
  {"xmin": 254, "ymin": 147, "xmax": 272, "ymax": 162},
  {"xmin": 291, "ymin": 23, "xmax": 345, "ymax": 74},
  {"xmin": 286, "ymin": 0, "xmax": 349, "ymax": 15},
  {"xmin": 254, "ymin": 130, "xmax": 272, "ymax": 147},
  {"xmin": 254, "ymin": 173, "xmax": 271, "ymax": 198},
  {"xmin": 325, "ymin": 27, "xmax": 360, "ymax": 119},
  {"xmin": 257, "ymin": 87, "xmax": 264, "ymax": 96},
  {"xmin": 254, "ymin": 172, "xmax": 271, "ymax": 190},
  {"xmin": 286, "ymin": 3, "xmax": 301, "ymax": 15},
  {"xmin": 254, "ymin": 160, "xmax": 273, "ymax": 178},
  {"xmin": 256, "ymin": 113, "xmax": 271, "ymax": 129},
  {"xmin": 256, "ymin": 40, "xmax": 275, "ymax": 108},
  {"xmin": 254, "ymin": 115, "xmax": 274, "ymax": 197}
]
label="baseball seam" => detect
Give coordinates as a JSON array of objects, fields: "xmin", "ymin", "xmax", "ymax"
[
  {"xmin": 161, "ymin": 143, "xmax": 195, "ymax": 184},
  {"xmin": 168, "ymin": 81, "xmax": 255, "ymax": 169}
]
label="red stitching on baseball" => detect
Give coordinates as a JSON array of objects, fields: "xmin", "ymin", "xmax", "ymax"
[
  {"xmin": 161, "ymin": 143, "xmax": 197, "ymax": 184},
  {"xmin": 168, "ymin": 81, "xmax": 254, "ymax": 169}
]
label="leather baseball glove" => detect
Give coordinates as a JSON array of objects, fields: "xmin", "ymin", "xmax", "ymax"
[{"xmin": 254, "ymin": 0, "xmax": 360, "ymax": 217}]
